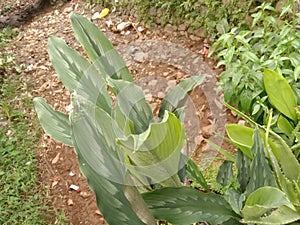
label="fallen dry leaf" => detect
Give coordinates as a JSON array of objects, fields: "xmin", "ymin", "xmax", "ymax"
[{"xmin": 51, "ymin": 152, "xmax": 60, "ymax": 164}]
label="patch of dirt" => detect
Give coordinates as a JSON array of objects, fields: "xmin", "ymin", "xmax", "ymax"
[{"xmin": 3, "ymin": 1, "xmax": 237, "ymax": 224}]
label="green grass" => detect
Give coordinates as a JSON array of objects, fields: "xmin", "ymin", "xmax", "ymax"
[{"xmin": 0, "ymin": 28, "xmax": 68, "ymax": 225}]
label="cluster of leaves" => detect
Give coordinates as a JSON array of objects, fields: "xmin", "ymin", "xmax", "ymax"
[
  {"xmin": 34, "ymin": 13, "xmax": 300, "ymax": 224},
  {"xmin": 88, "ymin": 0, "xmax": 279, "ymax": 41},
  {"xmin": 210, "ymin": 0, "xmax": 300, "ymax": 123}
]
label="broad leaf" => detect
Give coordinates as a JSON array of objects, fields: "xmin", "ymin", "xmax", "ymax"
[
  {"xmin": 34, "ymin": 97, "xmax": 73, "ymax": 147},
  {"xmin": 70, "ymin": 96, "xmax": 148, "ymax": 225},
  {"xmin": 142, "ymin": 187, "xmax": 240, "ymax": 225},
  {"xmin": 117, "ymin": 111, "xmax": 186, "ymax": 187},
  {"xmin": 158, "ymin": 75, "xmax": 206, "ymax": 119},
  {"xmin": 277, "ymin": 115, "xmax": 293, "ymax": 135},
  {"xmin": 242, "ymin": 187, "xmax": 300, "ymax": 224},
  {"xmin": 70, "ymin": 13, "xmax": 133, "ymax": 81},
  {"xmin": 245, "ymin": 128, "xmax": 276, "ymax": 195},
  {"xmin": 108, "ymin": 78, "xmax": 153, "ymax": 134},
  {"xmin": 75, "ymin": 151, "xmax": 146, "ymax": 225},
  {"xmin": 226, "ymin": 124, "xmax": 253, "ymax": 158},
  {"xmin": 264, "ymin": 69, "xmax": 297, "ymax": 121},
  {"xmin": 48, "ymin": 37, "xmax": 90, "ymax": 93},
  {"xmin": 224, "ymin": 190, "xmax": 245, "ymax": 216}
]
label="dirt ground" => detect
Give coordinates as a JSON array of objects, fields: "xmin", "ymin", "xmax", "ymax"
[{"xmin": 2, "ymin": 1, "xmax": 237, "ymax": 224}]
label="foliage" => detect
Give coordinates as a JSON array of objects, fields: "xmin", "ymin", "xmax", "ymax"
[
  {"xmin": 88, "ymin": 0, "xmax": 278, "ymax": 41},
  {"xmin": 34, "ymin": 13, "xmax": 300, "ymax": 225},
  {"xmin": 34, "ymin": 12, "xmax": 210, "ymax": 224},
  {"xmin": 210, "ymin": 0, "xmax": 300, "ymax": 122}
]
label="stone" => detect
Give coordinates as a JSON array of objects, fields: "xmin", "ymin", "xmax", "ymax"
[
  {"xmin": 178, "ymin": 24, "xmax": 187, "ymax": 31},
  {"xmin": 164, "ymin": 24, "xmax": 177, "ymax": 33}
]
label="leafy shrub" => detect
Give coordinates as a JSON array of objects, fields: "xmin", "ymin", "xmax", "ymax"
[
  {"xmin": 34, "ymin": 13, "xmax": 300, "ymax": 224},
  {"xmin": 88, "ymin": 0, "xmax": 279, "ymax": 41},
  {"xmin": 210, "ymin": 1, "xmax": 300, "ymax": 122}
]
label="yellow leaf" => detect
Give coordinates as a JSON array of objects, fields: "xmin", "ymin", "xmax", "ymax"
[{"xmin": 98, "ymin": 8, "xmax": 109, "ymax": 19}]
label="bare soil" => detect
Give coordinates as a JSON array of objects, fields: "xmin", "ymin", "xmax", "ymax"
[{"xmin": 2, "ymin": 1, "xmax": 237, "ymax": 224}]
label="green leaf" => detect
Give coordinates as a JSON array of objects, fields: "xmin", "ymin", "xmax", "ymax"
[
  {"xmin": 245, "ymin": 128, "xmax": 277, "ymax": 195},
  {"xmin": 70, "ymin": 13, "xmax": 133, "ymax": 81},
  {"xmin": 207, "ymin": 140, "xmax": 236, "ymax": 162},
  {"xmin": 216, "ymin": 161, "xmax": 233, "ymax": 187},
  {"xmin": 117, "ymin": 111, "xmax": 186, "ymax": 187},
  {"xmin": 239, "ymin": 89, "xmax": 253, "ymax": 113},
  {"xmin": 48, "ymin": 37, "xmax": 91, "ymax": 93},
  {"xmin": 76, "ymin": 155, "xmax": 146, "ymax": 225},
  {"xmin": 242, "ymin": 187, "xmax": 300, "ymax": 224},
  {"xmin": 265, "ymin": 139, "xmax": 300, "ymax": 206},
  {"xmin": 242, "ymin": 51, "xmax": 259, "ymax": 63},
  {"xmin": 73, "ymin": 64, "xmax": 112, "ymax": 114},
  {"xmin": 33, "ymin": 97, "xmax": 73, "ymax": 147},
  {"xmin": 277, "ymin": 115, "xmax": 293, "ymax": 135},
  {"xmin": 224, "ymin": 190, "xmax": 245, "ymax": 216},
  {"xmin": 226, "ymin": 124, "xmax": 253, "ymax": 159},
  {"xmin": 185, "ymin": 157, "xmax": 209, "ymax": 191},
  {"xmin": 70, "ymin": 96, "xmax": 147, "ymax": 225},
  {"xmin": 143, "ymin": 187, "xmax": 240, "ymax": 225},
  {"xmin": 108, "ymin": 78, "xmax": 153, "ymax": 134},
  {"xmin": 264, "ymin": 69, "xmax": 297, "ymax": 121},
  {"xmin": 236, "ymin": 150, "xmax": 251, "ymax": 193},
  {"xmin": 158, "ymin": 75, "xmax": 206, "ymax": 119}
]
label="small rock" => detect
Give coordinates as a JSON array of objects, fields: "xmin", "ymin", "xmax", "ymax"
[
  {"xmin": 133, "ymin": 52, "xmax": 146, "ymax": 62},
  {"xmin": 167, "ymin": 80, "xmax": 177, "ymax": 89},
  {"xmin": 67, "ymin": 199, "xmax": 74, "ymax": 206},
  {"xmin": 145, "ymin": 94, "xmax": 152, "ymax": 101},
  {"xmin": 137, "ymin": 26, "xmax": 145, "ymax": 32},
  {"xmin": 117, "ymin": 22, "xmax": 132, "ymax": 31},
  {"xmin": 189, "ymin": 35, "xmax": 201, "ymax": 41},
  {"xmin": 164, "ymin": 24, "xmax": 177, "ymax": 33},
  {"xmin": 69, "ymin": 171, "xmax": 76, "ymax": 177},
  {"xmin": 64, "ymin": 7, "xmax": 73, "ymax": 13},
  {"xmin": 80, "ymin": 191, "xmax": 90, "ymax": 198},
  {"xmin": 157, "ymin": 92, "xmax": 165, "ymax": 98},
  {"xmin": 95, "ymin": 210, "xmax": 102, "ymax": 215},
  {"xmin": 148, "ymin": 79, "xmax": 158, "ymax": 86},
  {"xmin": 178, "ymin": 24, "xmax": 187, "ymax": 31}
]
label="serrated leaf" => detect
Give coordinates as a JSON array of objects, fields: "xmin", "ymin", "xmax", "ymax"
[
  {"xmin": 143, "ymin": 187, "xmax": 240, "ymax": 225},
  {"xmin": 108, "ymin": 78, "xmax": 153, "ymax": 134},
  {"xmin": 158, "ymin": 75, "xmax": 206, "ymax": 119},
  {"xmin": 34, "ymin": 97, "xmax": 73, "ymax": 147},
  {"xmin": 70, "ymin": 13, "xmax": 133, "ymax": 81},
  {"xmin": 245, "ymin": 128, "xmax": 276, "ymax": 195},
  {"xmin": 264, "ymin": 69, "xmax": 297, "ymax": 121},
  {"xmin": 117, "ymin": 111, "xmax": 186, "ymax": 187}
]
